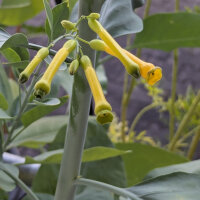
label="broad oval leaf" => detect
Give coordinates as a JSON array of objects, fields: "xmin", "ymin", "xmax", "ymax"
[
  {"xmin": 0, "ymin": 162, "xmax": 19, "ymax": 192},
  {"xmin": 21, "ymin": 96, "xmax": 68, "ymax": 127},
  {"xmin": 129, "ymin": 172, "xmax": 200, "ymax": 200},
  {"xmin": 100, "ymin": 0, "xmax": 143, "ymax": 38},
  {"xmin": 0, "ymin": 93, "xmax": 8, "ymax": 110},
  {"xmin": 146, "ymin": 159, "xmax": 200, "ymax": 180},
  {"xmin": 0, "ymin": 109, "xmax": 12, "ymax": 119},
  {"xmin": 134, "ymin": 12, "xmax": 200, "ymax": 51},
  {"xmin": 0, "ymin": 0, "xmax": 44, "ymax": 26},
  {"xmin": 7, "ymin": 116, "xmax": 68, "ymax": 149},
  {"xmin": 45, "ymin": 2, "xmax": 69, "ymax": 42},
  {"xmin": 116, "ymin": 143, "xmax": 187, "ymax": 186},
  {"xmin": 23, "ymin": 147, "xmax": 130, "ymax": 164}
]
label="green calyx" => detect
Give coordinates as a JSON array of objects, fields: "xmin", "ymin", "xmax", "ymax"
[
  {"xmin": 69, "ymin": 59, "xmax": 79, "ymax": 75},
  {"xmin": 37, "ymin": 47, "xmax": 49, "ymax": 60},
  {"xmin": 34, "ymin": 80, "xmax": 50, "ymax": 99},
  {"xmin": 89, "ymin": 39, "xmax": 106, "ymax": 51},
  {"xmin": 80, "ymin": 55, "xmax": 92, "ymax": 70},
  {"xmin": 126, "ymin": 63, "xmax": 141, "ymax": 79},
  {"xmin": 18, "ymin": 73, "xmax": 28, "ymax": 84},
  {"xmin": 63, "ymin": 40, "xmax": 77, "ymax": 52},
  {"xmin": 96, "ymin": 110, "xmax": 114, "ymax": 125},
  {"xmin": 61, "ymin": 20, "xmax": 76, "ymax": 31},
  {"xmin": 87, "ymin": 13, "xmax": 100, "ymax": 20}
]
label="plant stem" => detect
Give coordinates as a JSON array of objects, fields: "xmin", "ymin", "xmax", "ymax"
[
  {"xmin": 179, "ymin": 125, "xmax": 200, "ymax": 143},
  {"xmin": 168, "ymin": 90, "xmax": 200, "ymax": 151},
  {"xmin": 128, "ymin": 103, "xmax": 157, "ymax": 136},
  {"xmin": 169, "ymin": 0, "xmax": 180, "ymax": 140},
  {"xmin": 4, "ymin": 63, "xmax": 43, "ymax": 149},
  {"xmin": 187, "ymin": 128, "xmax": 200, "ymax": 160},
  {"xmin": 0, "ymin": 166, "xmax": 39, "ymax": 200},
  {"xmin": 76, "ymin": 36, "xmax": 90, "ymax": 45},
  {"xmin": 121, "ymin": 35, "xmax": 132, "ymax": 142},
  {"xmin": 0, "ymin": 121, "xmax": 3, "ymax": 161},
  {"xmin": 25, "ymin": 43, "xmax": 73, "ymax": 63},
  {"xmin": 75, "ymin": 178, "xmax": 142, "ymax": 200},
  {"xmin": 54, "ymin": 1, "xmax": 104, "ymax": 200},
  {"xmin": 120, "ymin": 0, "xmax": 152, "ymax": 141},
  {"xmin": 169, "ymin": 49, "xmax": 178, "ymax": 140}
]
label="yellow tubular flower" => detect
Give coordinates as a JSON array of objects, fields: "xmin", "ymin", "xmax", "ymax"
[
  {"xmin": 18, "ymin": 47, "xmax": 49, "ymax": 84},
  {"xmin": 89, "ymin": 39, "xmax": 162, "ymax": 86},
  {"xmin": 80, "ymin": 55, "xmax": 113, "ymax": 125},
  {"xmin": 34, "ymin": 40, "xmax": 76, "ymax": 98},
  {"xmin": 87, "ymin": 18, "xmax": 140, "ymax": 78}
]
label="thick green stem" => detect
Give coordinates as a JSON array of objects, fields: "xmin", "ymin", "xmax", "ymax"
[
  {"xmin": 169, "ymin": 90, "xmax": 200, "ymax": 151},
  {"xmin": 0, "ymin": 166, "xmax": 39, "ymax": 200},
  {"xmin": 54, "ymin": 1, "xmax": 104, "ymax": 200},
  {"xmin": 128, "ymin": 103, "xmax": 157, "ymax": 136},
  {"xmin": 187, "ymin": 128, "xmax": 200, "ymax": 160},
  {"xmin": 75, "ymin": 178, "xmax": 142, "ymax": 200}
]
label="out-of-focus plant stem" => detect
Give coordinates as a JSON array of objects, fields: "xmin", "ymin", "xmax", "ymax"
[
  {"xmin": 169, "ymin": 0, "xmax": 180, "ymax": 141},
  {"xmin": 120, "ymin": 0, "xmax": 152, "ymax": 141},
  {"xmin": 169, "ymin": 90, "xmax": 200, "ymax": 151},
  {"xmin": 128, "ymin": 103, "xmax": 157, "ymax": 137},
  {"xmin": 54, "ymin": 1, "xmax": 104, "ymax": 200},
  {"xmin": 187, "ymin": 128, "xmax": 200, "ymax": 160}
]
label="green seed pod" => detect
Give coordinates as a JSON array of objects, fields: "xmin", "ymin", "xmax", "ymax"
[
  {"xmin": 87, "ymin": 13, "xmax": 100, "ymax": 20},
  {"xmin": 68, "ymin": 59, "xmax": 79, "ymax": 75},
  {"xmin": 61, "ymin": 20, "xmax": 76, "ymax": 31}
]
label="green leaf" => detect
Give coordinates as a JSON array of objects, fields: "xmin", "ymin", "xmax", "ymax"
[
  {"xmin": 33, "ymin": 98, "xmax": 61, "ymax": 106},
  {"xmin": 129, "ymin": 172, "xmax": 200, "ymax": 199},
  {"xmin": 146, "ymin": 159, "xmax": 200, "ymax": 180},
  {"xmin": 24, "ymin": 147, "xmax": 130, "ymax": 164},
  {"xmin": 32, "ymin": 164, "xmax": 59, "ymax": 195},
  {"xmin": 45, "ymin": 2, "xmax": 69, "ymax": 42},
  {"xmin": 7, "ymin": 115, "xmax": 68, "ymax": 149},
  {"xmin": 116, "ymin": 143, "xmax": 188, "ymax": 186},
  {"xmin": 1, "ymin": 48, "xmax": 21, "ymax": 63},
  {"xmin": 82, "ymin": 146, "xmax": 130, "ymax": 162},
  {"xmin": 0, "ymin": 33, "xmax": 29, "ymax": 60},
  {"xmin": 0, "ymin": 162, "xmax": 19, "ymax": 192},
  {"xmin": 2, "ymin": 60, "xmax": 29, "ymax": 69},
  {"xmin": 0, "ymin": 109, "xmax": 12, "ymax": 119},
  {"xmin": 0, "ymin": 93, "xmax": 8, "ymax": 110},
  {"xmin": 43, "ymin": 0, "xmax": 53, "ymax": 41},
  {"xmin": 0, "ymin": 0, "xmax": 44, "ymax": 26},
  {"xmin": 134, "ymin": 12, "xmax": 200, "ymax": 51},
  {"xmin": 99, "ymin": 0, "xmax": 143, "ymax": 38},
  {"xmin": 21, "ymin": 96, "xmax": 68, "ymax": 127},
  {"xmin": 0, "ymin": 66, "xmax": 13, "ymax": 106}
]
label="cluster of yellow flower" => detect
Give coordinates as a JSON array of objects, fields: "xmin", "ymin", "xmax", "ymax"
[{"xmin": 18, "ymin": 13, "xmax": 162, "ymax": 125}]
